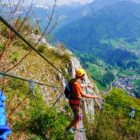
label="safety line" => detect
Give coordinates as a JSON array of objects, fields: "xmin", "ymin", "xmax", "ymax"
[
  {"xmin": 51, "ymin": 92, "xmax": 64, "ymax": 109},
  {"xmin": 0, "ymin": 71, "xmax": 59, "ymax": 88},
  {"xmin": 0, "ymin": 16, "xmax": 62, "ymax": 74},
  {"xmin": 105, "ymin": 99, "xmax": 140, "ymax": 113}
]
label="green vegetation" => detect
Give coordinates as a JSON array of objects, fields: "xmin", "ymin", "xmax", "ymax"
[
  {"xmin": 73, "ymin": 41, "xmax": 139, "ymax": 92},
  {"xmin": 3, "ymin": 79, "xmax": 73, "ymax": 140},
  {"xmin": 0, "ymin": 30, "xmax": 72, "ymax": 139},
  {"xmin": 100, "ymin": 38, "xmax": 140, "ymax": 58},
  {"xmin": 37, "ymin": 44, "xmax": 46, "ymax": 53},
  {"xmin": 0, "ymin": 17, "xmax": 73, "ymax": 139},
  {"xmin": 9, "ymin": 52, "xmax": 19, "ymax": 62},
  {"xmin": 85, "ymin": 62, "xmax": 115, "ymax": 89},
  {"xmin": 85, "ymin": 88, "xmax": 140, "ymax": 140},
  {"xmin": 55, "ymin": 1, "xmax": 140, "ymax": 47},
  {"xmin": 54, "ymin": 0, "xmax": 140, "ymax": 93},
  {"xmin": 0, "ymin": 44, "xmax": 4, "ymax": 52},
  {"xmin": 131, "ymin": 79, "xmax": 140, "ymax": 98},
  {"xmin": 132, "ymin": 79, "xmax": 140, "ymax": 87},
  {"xmin": 1, "ymin": 2, "xmax": 140, "ymax": 139},
  {"xmin": 67, "ymin": 38, "xmax": 140, "ymax": 92},
  {"xmin": 4, "ymin": 77, "xmax": 140, "ymax": 140}
]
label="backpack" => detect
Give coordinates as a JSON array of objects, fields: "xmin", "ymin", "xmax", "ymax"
[{"xmin": 64, "ymin": 78, "xmax": 77, "ymax": 99}]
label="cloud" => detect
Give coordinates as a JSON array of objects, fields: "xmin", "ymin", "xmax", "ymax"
[
  {"xmin": 132, "ymin": 0, "xmax": 140, "ymax": 3},
  {"xmin": 3, "ymin": 0, "xmax": 94, "ymax": 6},
  {"xmin": 56, "ymin": 0, "xmax": 93, "ymax": 4},
  {"xmin": 4, "ymin": 0, "xmax": 140, "ymax": 6},
  {"xmin": 34, "ymin": 0, "xmax": 94, "ymax": 5}
]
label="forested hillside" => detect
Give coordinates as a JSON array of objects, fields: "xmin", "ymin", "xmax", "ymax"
[
  {"xmin": 86, "ymin": 88, "xmax": 140, "ymax": 140},
  {"xmin": 54, "ymin": 0, "xmax": 140, "ymax": 95},
  {"xmin": 0, "ymin": 0, "xmax": 140, "ymax": 140},
  {"xmin": 55, "ymin": 0, "xmax": 140, "ymax": 45}
]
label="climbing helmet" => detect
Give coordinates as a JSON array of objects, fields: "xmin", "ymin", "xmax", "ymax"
[{"xmin": 75, "ymin": 68, "xmax": 85, "ymax": 78}]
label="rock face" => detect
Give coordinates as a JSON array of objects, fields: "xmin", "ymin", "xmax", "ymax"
[
  {"xmin": 30, "ymin": 33, "xmax": 47, "ymax": 44},
  {"xmin": 70, "ymin": 56, "xmax": 103, "ymax": 140},
  {"xmin": 70, "ymin": 56, "xmax": 102, "ymax": 118}
]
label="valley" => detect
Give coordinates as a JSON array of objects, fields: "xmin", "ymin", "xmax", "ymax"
[{"xmin": 53, "ymin": 0, "xmax": 140, "ymax": 96}]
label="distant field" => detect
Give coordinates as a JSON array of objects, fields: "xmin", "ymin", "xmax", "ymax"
[
  {"xmin": 132, "ymin": 79, "xmax": 140, "ymax": 87},
  {"xmin": 100, "ymin": 38, "xmax": 140, "ymax": 56},
  {"xmin": 86, "ymin": 62, "xmax": 115, "ymax": 91}
]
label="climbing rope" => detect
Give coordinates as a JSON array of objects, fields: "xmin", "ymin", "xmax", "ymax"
[
  {"xmin": 51, "ymin": 92, "xmax": 64, "ymax": 109},
  {"xmin": 94, "ymin": 99, "xmax": 140, "ymax": 140},
  {"xmin": 1, "ymin": 0, "xmax": 58, "ymax": 74},
  {"xmin": 105, "ymin": 99, "xmax": 140, "ymax": 113},
  {"xmin": 1, "ymin": 76, "xmax": 50, "ymax": 139},
  {"xmin": 0, "ymin": 16, "xmax": 62, "ymax": 74},
  {"xmin": 1, "ymin": 13, "xmax": 139, "ymax": 138},
  {"xmin": 0, "ymin": 71, "xmax": 59, "ymax": 88},
  {"xmin": 0, "ymin": 12, "xmax": 67, "ymax": 138}
]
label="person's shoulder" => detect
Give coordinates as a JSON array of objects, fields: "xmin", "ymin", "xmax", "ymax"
[{"xmin": 73, "ymin": 81, "xmax": 81, "ymax": 87}]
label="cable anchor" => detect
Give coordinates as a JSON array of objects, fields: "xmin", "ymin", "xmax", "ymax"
[
  {"xmin": 129, "ymin": 107, "xmax": 135, "ymax": 118},
  {"xmin": 29, "ymin": 80, "xmax": 35, "ymax": 94}
]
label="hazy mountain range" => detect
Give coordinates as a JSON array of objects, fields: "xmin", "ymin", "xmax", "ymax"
[
  {"xmin": 53, "ymin": 0, "xmax": 140, "ymax": 94},
  {"xmin": 32, "ymin": 0, "xmax": 140, "ymax": 29},
  {"xmin": 1, "ymin": 0, "xmax": 140, "ymax": 94},
  {"xmin": 54, "ymin": 0, "xmax": 140, "ymax": 54}
]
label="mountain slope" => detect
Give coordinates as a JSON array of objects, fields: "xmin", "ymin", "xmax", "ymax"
[
  {"xmin": 55, "ymin": 0, "xmax": 140, "ymax": 49},
  {"xmin": 0, "ymin": 6, "xmax": 140, "ymax": 140},
  {"xmin": 32, "ymin": 0, "xmax": 122, "ymax": 30},
  {"xmin": 54, "ymin": 0, "xmax": 140, "ymax": 93},
  {"xmin": 0, "ymin": 18, "xmax": 102, "ymax": 139}
]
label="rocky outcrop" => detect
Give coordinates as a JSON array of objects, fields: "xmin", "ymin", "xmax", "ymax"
[
  {"xmin": 69, "ymin": 56, "xmax": 102, "ymax": 140},
  {"xmin": 70, "ymin": 56, "xmax": 102, "ymax": 118},
  {"xmin": 25, "ymin": 34, "xmax": 102, "ymax": 116}
]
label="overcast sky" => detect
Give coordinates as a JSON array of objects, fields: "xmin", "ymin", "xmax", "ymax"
[
  {"xmin": 53, "ymin": 0, "xmax": 140, "ymax": 4},
  {"xmin": 26, "ymin": 0, "xmax": 94, "ymax": 5},
  {"xmin": 38, "ymin": 0, "xmax": 94, "ymax": 5},
  {"xmin": 3, "ymin": 0, "xmax": 140, "ymax": 6},
  {"xmin": 57, "ymin": 0, "xmax": 140, "ymax": 4},
  {"xmin": 3, "ymin": 0, "xmax": 95, "ymax": 5}
]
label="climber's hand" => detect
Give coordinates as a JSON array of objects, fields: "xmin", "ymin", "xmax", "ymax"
[{"xmin": 96, "ymin": 97, "xmax": 104, "ymax": 101}]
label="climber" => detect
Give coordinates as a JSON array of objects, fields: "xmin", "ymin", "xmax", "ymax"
[{"xmin": 66, "ymin": 68, "xmax": 103, "ymax": 134}]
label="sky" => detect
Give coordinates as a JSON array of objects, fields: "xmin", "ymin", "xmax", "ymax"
[
  {"xmin": 37, "ymin": 0, "xmax": 94, "ymax": 5},
  {"xmin": 3, "ymin": 0, "xmax": 140, "ymax": 6},
  {"xmin": 3, "ymin": 0, "xmax": 95, "ymax": 5}
]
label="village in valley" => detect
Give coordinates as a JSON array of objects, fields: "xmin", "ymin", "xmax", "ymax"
[{"xmin": 112, "ymin": 75, "xmax": 140, "ymax": 97}]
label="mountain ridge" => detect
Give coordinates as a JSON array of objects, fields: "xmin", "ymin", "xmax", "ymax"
[
  {"xmin": 53, "ymin": 0, "xmax": 140, "ymax": 95},
  {"xmin": 55, "ymin": 0, "xmax": 140, "ymax": 44}
]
